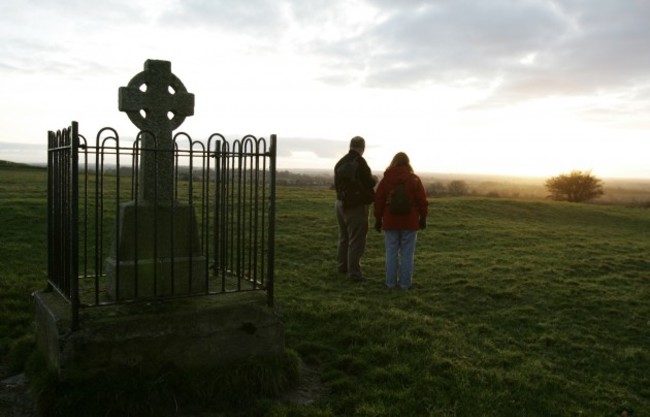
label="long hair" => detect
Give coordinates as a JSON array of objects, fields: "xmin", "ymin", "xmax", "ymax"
[{"xmin": 387, "ymin": 152, "xmax": 413, "ymax": 173}]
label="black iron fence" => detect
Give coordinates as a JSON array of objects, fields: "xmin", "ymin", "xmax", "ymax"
[{"xmin": 47, "ymin": 121, "xmax": 277, "ymax": 329}]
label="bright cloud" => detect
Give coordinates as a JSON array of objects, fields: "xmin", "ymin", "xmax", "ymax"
[{"xmin": 1, "ymin": 0, "xmax": 649, "ymax": 179}]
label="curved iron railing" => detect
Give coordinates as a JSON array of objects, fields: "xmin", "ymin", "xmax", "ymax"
[{"xmin": 47, "ymin": 121, "xmax": 277, "ymax": 329}]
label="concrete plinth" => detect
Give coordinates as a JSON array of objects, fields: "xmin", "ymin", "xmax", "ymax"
[{"xmin": 33, "ymin": 290, "xmax": 285, "ymax": 375}]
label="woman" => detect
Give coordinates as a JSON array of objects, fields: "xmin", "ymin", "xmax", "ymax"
[{"xmin": 374, "ymin": 152, "xmax": 428, "ymax": 290}]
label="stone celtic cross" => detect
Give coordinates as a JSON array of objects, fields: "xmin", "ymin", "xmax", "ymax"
[{"xmin": 119, "ymin": 59, "xmax": 195, "ymax": 202}]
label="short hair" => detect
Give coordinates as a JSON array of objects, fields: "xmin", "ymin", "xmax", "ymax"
[{"xmin": 349, "ymin": 136, "xmax": 365, "ymax": 151}]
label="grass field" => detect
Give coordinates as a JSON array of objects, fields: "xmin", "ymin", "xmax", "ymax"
[{"xmin": 1, "ymin": 164, "xmax": 649, "ymax": 416}]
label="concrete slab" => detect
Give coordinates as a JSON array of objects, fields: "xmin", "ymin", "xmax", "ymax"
[{"xmin": 34, "ymin": 290, "xmax": 285, "ymax": 375}]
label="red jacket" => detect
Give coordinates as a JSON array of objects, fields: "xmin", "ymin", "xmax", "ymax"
[{"xmin": 374, "ymin": 166, "xmax": 428, "ymax": 230}]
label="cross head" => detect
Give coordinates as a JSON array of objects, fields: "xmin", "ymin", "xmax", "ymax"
[{"xmin": 119, "ymin": 60, "xmax": 195, "ymax": 202}]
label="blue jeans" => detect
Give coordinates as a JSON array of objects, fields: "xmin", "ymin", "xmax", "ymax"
[{"xmin": 384, "ymin": 230, "xmax": 418, "ymax": 289}]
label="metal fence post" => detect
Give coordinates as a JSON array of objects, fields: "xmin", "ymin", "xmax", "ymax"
[
  {"xmin": 267, "ymin": 134, "xmax": 277, "ymax": 307},
  {"xmin": 70, "ymin": 121, "xmax": 80, "ymax": 330}
]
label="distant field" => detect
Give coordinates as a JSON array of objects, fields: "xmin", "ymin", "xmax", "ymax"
[
  {"xmin": 1, "ymin": 164, "xmax": 649, "ymax": 416},
  {"xmin": 277, "ymin": 168, "xmax": 650, "ymax": 205}
]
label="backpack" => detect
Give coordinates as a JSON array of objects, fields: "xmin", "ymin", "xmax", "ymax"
[
  {"xmin": 389, "ymin": 180, "xmax": 411, "ymax": 215},
  {"xmin": 335, "ymin": 157, "xmax": 361, "ymax": 208},
  {"xmin": 335, "ymin": 157, "xmax": 358, "ymax": 184}
]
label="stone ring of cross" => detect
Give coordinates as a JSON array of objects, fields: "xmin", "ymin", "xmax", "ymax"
[{"xmin": 119, "ymin": 60, "xmax": 195, "ymax": 132}]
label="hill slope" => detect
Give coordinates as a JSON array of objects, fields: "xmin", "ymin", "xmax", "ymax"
[
  {"xmin": 275, "ymin": 188, "xmax": 650, "ymax": 416},
  {"xmin": 1, "ymin": 171, "xmax": 648, "ymax": 415}
]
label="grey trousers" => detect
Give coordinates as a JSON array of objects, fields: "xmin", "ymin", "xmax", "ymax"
[{"xmin": 335, "ymin": 200, "xmax": 369, "ymax": 278}]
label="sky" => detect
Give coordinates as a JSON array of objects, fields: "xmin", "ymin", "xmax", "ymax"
[{"xmin": 1, "ymin": 0, "xmax": 649, "ymax": 179}]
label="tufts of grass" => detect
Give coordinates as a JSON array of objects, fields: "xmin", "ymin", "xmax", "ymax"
[
  {"xmin": 2, "ymin": 168, "xmax": 650, "ymax": 415},
  {"xmin": 26, "ymin": 349, "xmax": 300, "ymax": 417},
  {"xmin": 274, "ymin": 189, "xmax": 650, "ymax": 416}
]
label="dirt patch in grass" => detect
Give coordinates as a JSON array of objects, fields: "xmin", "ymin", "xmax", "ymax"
[{"xmin": 281, "ymin": 363, "xmax": 327, "ymax": 406}]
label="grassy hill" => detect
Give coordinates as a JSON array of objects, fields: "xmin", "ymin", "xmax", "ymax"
[
  {"xmin": 275, "ymin": 187, "xmax": 649, "ymax": 416},
  {"xmin": 1, "ymin": 166, "xmax": 649, "ymax": 416}
]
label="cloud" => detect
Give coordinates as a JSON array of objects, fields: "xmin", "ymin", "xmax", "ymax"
[
  {"xmin": 5, "ymin": 0, "xmax": 650, "ymax": 101},
  {"xmin": 275, "ymin": 137, "xmax": 347, "ymax": 159},
  {"xmin": 158, "ymin": 0, "xmax": 286, "ymax": 35},
  {"xmin": 0, "ymin": 142, "xmax": 46, "ymax": 164},
  {"xmin": 23, "ymin": 0, "xmax": 142, "ymax": 21},
  {"xmin": 308, "ymin": 1, "xmax": 567, "ymax": 87},
  {"xmin": 0, "ymin": 0, "xmax": 143, "ymax": 76},
  {"xmin": 303, "ymin": 0, "xmax": 650, "ymax": 104},
  {"xmin": 0, "ymin": 0, "xmax": 646, "ymax": 179}
]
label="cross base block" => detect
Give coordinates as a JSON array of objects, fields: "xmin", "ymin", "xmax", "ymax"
[{"xmin": 105, "ymin": 200, "xmax": 206, "ymax": 300}]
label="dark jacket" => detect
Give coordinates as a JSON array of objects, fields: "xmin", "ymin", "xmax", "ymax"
[
  {"xmin": 374, "ymin": 165, "xmax": 428, "ymax": 230},
  {"xmin": 334, "ymin": 150, "xmax": 376, "ymax": 208}
]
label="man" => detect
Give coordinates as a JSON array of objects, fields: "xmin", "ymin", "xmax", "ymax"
[{"xmin": 334, "ymin": 136, "xmax": 377, "ymax": 281}]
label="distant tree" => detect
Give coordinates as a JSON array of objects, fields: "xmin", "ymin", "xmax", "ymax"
[
  {"xmin": 447, "ymin": 180, "xmax": 470, "ymax": 197},
  {"xmin": 545, "ymin": 170, "xmax": 604, "ymax": 202},
  {"xmin": 426, "ymin": 181, "xmax": 447, "ymax": 197}
]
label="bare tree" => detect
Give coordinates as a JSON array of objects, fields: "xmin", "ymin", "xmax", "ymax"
[
  {"xmin": 447, "ymin": 180, "xmax": 470, "ymax": 197},
  {"xmin": 545, "ymin": 170, "xmax": 604, "ymax": 202}
]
